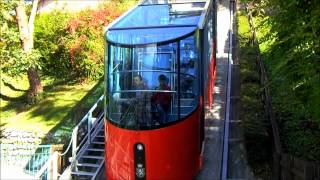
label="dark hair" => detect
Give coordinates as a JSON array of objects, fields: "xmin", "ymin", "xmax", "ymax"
[
  {"xmin": 134, "ymin": 74, "xmax": 143, "ymax": 81},
  {"xmin": 158, "ymin": 74, "xmax": 167, "ymax": 81}
]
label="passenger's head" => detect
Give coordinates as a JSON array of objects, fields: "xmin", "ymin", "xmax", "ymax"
[
  {"xmin": 158, "ymin": 74, "xmax": 167, "ymax": 87},
  {"xmin": 184, "ymin": 43, "xmax": 191, "ymax": 50},
  {"xmin": 133, "ymin": 74, "xmax": 143, "ymax": 86}
]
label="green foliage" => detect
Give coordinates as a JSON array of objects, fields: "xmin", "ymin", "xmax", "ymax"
[
  {"xmin": 34, "ymin": 11, "xmax": 71, "ymax": 77},
  {"xmin": 33, "ymin": 0, "xmax": 137, "ymax": 80},
  {"xmin": 238, "ymin": 11, "xmax": 272, "ymax": 177},
  {"xmin": 0, "ymin": 0, "xmax": 43, "ymax": 80},
  {"xmin": 0, "ymin": 1, "xmax": 21, "ymax": 76},
  {"xmin": 245, "ymin": 0, "xmax": 320, "ymax": 160},
  {"xmin": 2, "ymin": 0, "xmax": 137, "ymax": 80}
]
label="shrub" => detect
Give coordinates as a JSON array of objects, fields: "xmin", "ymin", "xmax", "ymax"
[{"xmin": 34, "ymin": 0, "xmax": 137, "ymax": 80}]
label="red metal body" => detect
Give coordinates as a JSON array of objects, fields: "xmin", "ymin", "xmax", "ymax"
[{"xmin": 105, "ymin": 106, "xmax": 201, "ymax": 180}]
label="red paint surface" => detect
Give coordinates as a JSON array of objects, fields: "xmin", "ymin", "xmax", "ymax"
[
  {"xmin": 105, "ymin": 107, "xmax": 201, "ymax": 180},
  {"xmin": 207, "ymin": 42, "xmax": 217, "ymax": 108}
]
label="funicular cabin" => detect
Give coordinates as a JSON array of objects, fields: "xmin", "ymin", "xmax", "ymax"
[{"xmin": 104, "ymin": 0, "xmax": 216, "ymax": 179}]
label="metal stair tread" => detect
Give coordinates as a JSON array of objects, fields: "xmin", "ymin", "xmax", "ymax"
[
  {"xmin": 71, "ymin": 171, "xmax": 95, "ymax": 176},
  {"xmin": 91, "ymin": 141, "xmax": 104, "ymax": 145},
  {"xmin": 76, "ymin": 163, "xmax": 100, "ymax": 168},
  {"xmin": 87, "ymin": 148, "xmax": 104, "ymax": 152},
  {"xmin": 95, "ymin": 135, "xmax": 104, "ymax": 138},
  {"xmin": 81, "ymin": 155, "xmax": 104, "ymax": 159}
]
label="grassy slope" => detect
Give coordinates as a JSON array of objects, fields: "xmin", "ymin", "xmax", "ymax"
[{"xmin": 0, "ymin": 74, "xmax": 97, "ymax": 134}]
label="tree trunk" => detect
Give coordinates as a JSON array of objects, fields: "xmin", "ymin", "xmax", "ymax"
[
  {"xmin": 27, "ymin": 68, "xmax": 42, "ymax": 103},
  {"xmin": 15, "ymin": 0, "xmax": 42, "ymax": 103}
]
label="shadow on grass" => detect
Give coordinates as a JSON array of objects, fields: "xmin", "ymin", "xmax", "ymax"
[
  {"xmin": 0, "ymin": 92, "xmax": 28, "ymax": 114},
  {"xmin": 0, "ymin": 76, "xmax": 84, "ymax": 116},
  {"xmin": 0, "ymin": 92, "xmax": 26, "ymax": 102},
  {"xmin": 43, "ymin": 76, "xmax": 80, "ymax": 92},
  {"xmin": 3, "ymin": 81, "xmax": 28, "ymax": 92},
  {"xmin": 0, "ymin": 123, "xmax": 7, "ymax": 139}
]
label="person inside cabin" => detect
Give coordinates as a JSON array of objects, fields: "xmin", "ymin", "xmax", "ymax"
[
  {"xmin": 181, "ymin": 42, "xmax": 196, "ymax": 98},
  {"xmin": 181, "ymin": 43, "xmax": 195, "ymax": 74},
  {"xmin": 151, "ymin": 74, "xmax": 171, "ymax": 125},
  {"xmin": 126, "ymin": 74, "xmax": 150, "ymax": 126},
  {"xmin": 117, "ymin": 60, "xmax": 132, "ymax": 124},
  {"xmin": 119, "ymin": 61, "xmax": 132, "ymax": 93}
]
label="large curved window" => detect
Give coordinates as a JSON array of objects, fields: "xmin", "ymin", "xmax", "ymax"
[{"xmin": 106, "ymin": 34, "xmax": 199, "ymax": 130}]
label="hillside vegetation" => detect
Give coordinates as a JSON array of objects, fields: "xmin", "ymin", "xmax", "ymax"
[{"xmin": 243, "ymin": 0, "xmax": 320, "ymax": 160}]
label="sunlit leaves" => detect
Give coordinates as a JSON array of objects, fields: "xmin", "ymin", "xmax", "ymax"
[{"xmin": 245, "ymin": 0, "xmax": 320, "ymax": 160}]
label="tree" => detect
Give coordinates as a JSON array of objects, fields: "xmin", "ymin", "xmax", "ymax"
[
  {"xmin": 0, "ymin": 0, "xmax": 42, "ymax": 104},
  {"xmin": 15, "ymin": 0, "xmax": 42, "ymax": 103}
]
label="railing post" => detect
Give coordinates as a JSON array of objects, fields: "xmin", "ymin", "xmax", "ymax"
[
  {"xmin": 282, "ymin": 154, "xmax": 293, "ymax": 180},
  {"xmin": 72, "ymin": 126, "xmax": 78, "ymax": 160},
  {"xmin": 305, "ymin": 162, "xmax": 315, "ymax": 180},
  {"xmin": 50, "ymin": 144, "xmax": 64, "ymax": 176},
  {"xmin": 88, "ymin": 111, "xmax": 92, "ymax": 144},
  {"xmin": 52, "ymin": 152, "xmax": 58, "ymax": 180},
  {"xmin": 48, "ymin": 153, "xmax": 52, "ymax": 180},
  {"xmin": 273, "ymin": 152, "xmax": 281, "ymax": 180}
]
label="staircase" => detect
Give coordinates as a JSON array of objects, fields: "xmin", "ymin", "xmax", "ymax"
[{"xmin": 70, "ymin": 116, "xmax": 105, "ymax": 180}]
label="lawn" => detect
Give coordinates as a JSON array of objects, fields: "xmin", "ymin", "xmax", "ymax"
[{"xmin": 0, "ymin": 74, "xmax": 103, "ymax": 138}]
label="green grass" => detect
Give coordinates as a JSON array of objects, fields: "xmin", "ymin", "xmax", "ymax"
[{"xmin": 0, "ymin": 74, "xmax": 103, "ymax": 137}]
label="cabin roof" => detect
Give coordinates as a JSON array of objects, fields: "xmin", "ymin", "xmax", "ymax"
[{"xmin": 106, "ymin": 0, "xmax": 209, "ymax": 46}]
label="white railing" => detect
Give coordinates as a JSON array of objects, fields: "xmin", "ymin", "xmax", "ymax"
[
  {"xmin": 36, "ymin": 94, "xmax": 105, "ymax": 179},
  {"xmin": 36, "ymin": 151, "xmax": 59, "ymax": 179}
]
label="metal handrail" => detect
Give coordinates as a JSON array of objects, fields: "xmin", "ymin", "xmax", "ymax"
[
  {"xmin": 36, "ymin": 94, "xmax": 105, "ymax": 179},
  {"xmin": 57, "ymin": 94, "xmax": 104, "ymax": 157},
  {"xmin": 111, "ymin": 69, "xmax": 197, "ymax": 78}
]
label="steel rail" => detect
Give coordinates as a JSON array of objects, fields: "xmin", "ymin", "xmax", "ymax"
[{"xmin": 221, "ymin": 0, "xmax": 235, "ymax": 179}]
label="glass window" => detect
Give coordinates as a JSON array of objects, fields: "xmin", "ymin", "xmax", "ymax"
[
  {"xmin": 106, "ymin": 34, "xmax": 199, "ymax": 130},
  {"xmin": 107, "ymin": 27, "xmax": 196, "ymax": 45},
  {"xmin": 112, "ymin": 3, "xmax": 204, "ymax": 28},
  {"xmin": 107, "ymin": 43, "xmax": 178, "ymax": 129},
  {"xmin": 179, "ymin": 35, "xmax": 199, "ymax": 118}
]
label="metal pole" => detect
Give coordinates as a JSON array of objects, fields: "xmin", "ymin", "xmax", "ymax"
[{"xmin": 88, "ymin": 111, "xmax": 92, "ymax": 144}]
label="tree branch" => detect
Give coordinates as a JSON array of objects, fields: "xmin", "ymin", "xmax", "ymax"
[
  {"xmin": 28, "ymin": 0, "xmax": 39, "ymax": 48},
  {"xmin": 15, "ymin": 0, "xmax": 31, "ymax": 52}
]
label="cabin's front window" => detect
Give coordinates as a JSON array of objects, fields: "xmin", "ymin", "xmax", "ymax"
[{"xmin": 106, "ymin": 34, "xmax": 199, "ymax": 130}]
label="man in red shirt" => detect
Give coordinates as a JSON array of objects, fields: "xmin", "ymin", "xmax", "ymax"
[{"xmin": 151, "ymin": 74, "xmax": 171, "ymax": 125}]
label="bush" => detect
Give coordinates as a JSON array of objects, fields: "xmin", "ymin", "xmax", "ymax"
[
  {"xmin": 34, "ymin": 11, "xmax": 71, "ymax": 77},
  {"xmin": 246, "ymin": 0, "xmax": 320, "ymax": 160},
  {"xmin": 34, "ymin": 0, "xmax": 137, "ymax": 80}
]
